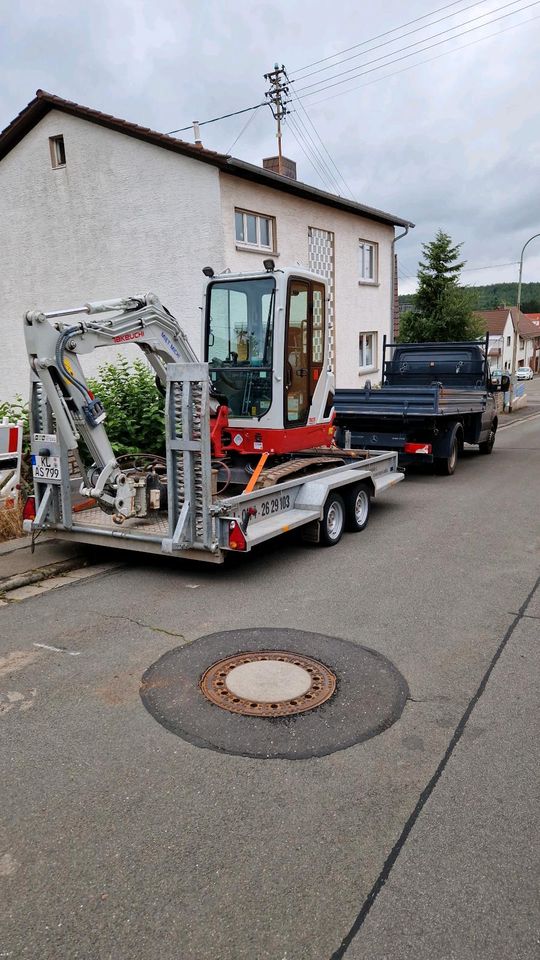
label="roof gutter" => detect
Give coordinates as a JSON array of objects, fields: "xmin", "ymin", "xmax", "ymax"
[{"xmin": 391, "ymin": 224, "xmax": 411, "ymax": 340}]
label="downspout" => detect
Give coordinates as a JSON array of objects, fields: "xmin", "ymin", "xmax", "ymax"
[{"xmin": 391, "ymin": 224, "xmax": 410, "ymax": 347}]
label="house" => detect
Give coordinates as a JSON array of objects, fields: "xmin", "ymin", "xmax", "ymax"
[
  {"xmin": 0, "ymin": 90, "xmax": 413, "ymax": 401},
  {"xmin": 475, "ymin": 308, "xmax": 540, "ymax": 373}
]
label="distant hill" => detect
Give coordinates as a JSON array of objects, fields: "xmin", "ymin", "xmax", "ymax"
[{"xmin": 398, "ymin": 282, "xmax": 540, "ymax": 313}]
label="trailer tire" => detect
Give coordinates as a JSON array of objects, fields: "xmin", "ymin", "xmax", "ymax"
[
  {"xmin": 344, "ymin": 482, "xmax": 371, "ymax": 532},
  {"xmin": 320, "ymin": 492, "xmax": 345, "ymax": 546},
  {"xmin": 435, "ymin": 426, "xmax": 461, "ymax": 476}
]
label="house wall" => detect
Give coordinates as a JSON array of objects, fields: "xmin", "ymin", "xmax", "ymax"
[
  {"xmin": 0, "ymin": 111, "xmax": 225, "ymax": 400},
  {"xmin": 219, "ymin": 172, "xmax": 395, "ymax": 389},
  {"xmin": 501, "ymin": 315, "xmax": 531, "ymax": 370}
]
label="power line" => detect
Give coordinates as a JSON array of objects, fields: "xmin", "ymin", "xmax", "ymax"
[
  {"xmin": 286, "ymin": 115, "xmax": 342, "ymax": 193},
  {"xmin": 285, "ymin": 101, "xmax": 345, "ymax": 194},
  {"xmin": 462, "ymin": 261, "xmax": 521, "ymax": 272},
  {"xmin": 285, "ymin": 70, "xmax": 356, "ymax": 199},
  {"xmin": 293, "ymin": 0, "xmax": 535, "ymax": 98},
  {"xmin": 166, "ymin": 101, "xmax": 266, "ymax": 136},
  {"xmin": 291, "ymin": 0, "xmax": 493, "ymax": 83},
  {"xmin": 290, "ymin": 0, "xmax": 473, "ymax": 75},
  {"xmin": 226, "ymin": 104, "xmax": 262, "ymax": 154},
  {"xmin": 263, "ymin": 63, "xmax": 353, "ymax": 196},
  {"xmin": 304, "ymin": 10, "xmax": 540, "ymax": 108}
]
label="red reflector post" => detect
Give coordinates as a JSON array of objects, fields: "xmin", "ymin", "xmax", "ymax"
[
  {"xmin": 228, "ymin": 519, "xmax": 247, "ymax": 551},
  {"xmin": 404, "ymin": 442, "xmax": 432, "ymax": 455},
  {"xmin": 23, "ymin": 496, "xmax": 36, "ymax": 521},
  {"xmin": 8, "ymin": 427, "xmax": 19, "ymax": 453}
]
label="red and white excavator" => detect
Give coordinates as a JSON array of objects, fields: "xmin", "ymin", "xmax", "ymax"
[{"xmin": 23, "ymin": 261, "xmax": 402, "ymax": 560}]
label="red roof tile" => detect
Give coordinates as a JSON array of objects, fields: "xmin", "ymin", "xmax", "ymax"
[{"xmin": 475, "ymin": 307, "xmax": 540, "ymax": 340}]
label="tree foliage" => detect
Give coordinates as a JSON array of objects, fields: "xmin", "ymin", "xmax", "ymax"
[
  {"xmin": 398, "ymin": 230, "xmax": 483, "ymax": 342},
  {"xmin": 88, "ymin": 357, "xmax": 165, "ymax": 456}
]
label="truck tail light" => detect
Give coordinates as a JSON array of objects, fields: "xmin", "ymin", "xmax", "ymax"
[
  {"xmin": 228, "ymin": 519, "xmax": 247, "ymax": 551},
  {"xmin": 404, "ymin": 443, "xmax": 432, "ymax": 454},
  {"xmin": 23, "ymin": 496, "xmax": 36, "ymax": 521}
]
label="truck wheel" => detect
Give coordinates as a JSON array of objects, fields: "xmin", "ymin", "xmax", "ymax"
[
  {"xmin": 479, "ymin": 426, "xmax": 496, "ymax": 455},
  {"xmin": 320, "ymin": 492, "xmax": 345, "ymax": 546},
  {"xmin": 435, "ymin": 429, "xmax": 461, "ymax": 476},
  {"xmin": 344, "ymin": 482, "xmax": 371, "ymax": 532}
]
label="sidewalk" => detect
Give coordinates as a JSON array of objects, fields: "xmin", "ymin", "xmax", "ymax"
[
  {"xmin": 345, "ymin": 577, "xmax": 540, "ymax": 960},
  {"xmin": 0, "ymin": 535, "xmax": 86, "ymax": 588}
]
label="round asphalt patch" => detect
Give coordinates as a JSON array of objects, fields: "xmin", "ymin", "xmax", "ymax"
[{"xmin": 140, "ymin": 628, "xmax": 409, "ymax": 760}]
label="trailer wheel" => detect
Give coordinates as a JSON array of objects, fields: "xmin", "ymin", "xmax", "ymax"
[
  {"xmin": 320, "ymin": 492, "xmax": 345, "ymax": 546},
  {"xmin": 344, "ymin": 482, "xmax": 371, "ymax": 532},
  {"xmin": 435, "ymin": 427, "xmax": 461, "ymax": 476}
]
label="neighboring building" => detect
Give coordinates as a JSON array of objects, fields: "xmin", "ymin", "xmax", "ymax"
[
  {"xmin": 0, "ymin": 90, "xmax": 413, "ymax": 400},
  {"xmin": 475, "ymin": 308, "xmax": 540, "ymax": 373}
]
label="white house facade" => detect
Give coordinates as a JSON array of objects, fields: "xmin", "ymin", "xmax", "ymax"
[
  {"xmin": 0, "ymin": 90, "xmax": 413, "ymax": 401},
  {"xmin": 219, "ymin": 172, "xmax": 397, "ymax": 388},
  {"xmin": 478, "ymin": 308, "xmax": 540, "ymax": 372}
]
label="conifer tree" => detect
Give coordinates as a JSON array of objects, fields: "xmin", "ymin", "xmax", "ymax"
[{"xmin": 399, "ymin": 230, "xmax": 481, "ymax": 342}]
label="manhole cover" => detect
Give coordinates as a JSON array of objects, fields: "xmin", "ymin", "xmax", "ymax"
[
  {"xmin": 200, "ymin": 650, "xmax": 336, "ymax": 716},
  {"xmin": 140, "ymin": 628, "xmax": 409, "ymax": 760}
]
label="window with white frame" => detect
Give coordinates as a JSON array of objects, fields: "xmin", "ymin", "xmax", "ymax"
[
  {"xmin": 359, "ymin": 331, "xmax": 377, "ymax": 370},
  {"xmin": 358, "ymin": 240, "xmax": 377, "ymax": 283},
  {"xmin": 235, "ymin": 209, "xmax": 275, "ymax": 251}
]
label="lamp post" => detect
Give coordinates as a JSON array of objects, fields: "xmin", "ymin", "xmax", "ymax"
[{"xmin": 509, "ymin": 233, "xmax": 540, "ymax": 411}]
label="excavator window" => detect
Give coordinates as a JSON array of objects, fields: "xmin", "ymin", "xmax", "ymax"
[
  {"xmin": 206, "ymin": 277, "xmax": 275, "ymax": 418},
  {"xmin": 285, "ymin": 279, "xmax": 326, "ymax": 427}
]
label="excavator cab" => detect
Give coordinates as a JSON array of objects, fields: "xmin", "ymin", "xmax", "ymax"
[{"xmin": 204, "ymin": 265, "xmax": 335, "ymax": 456}]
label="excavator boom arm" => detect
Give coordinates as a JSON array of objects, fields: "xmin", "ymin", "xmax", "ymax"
[{"xmin": 24, "ymin": 293, "xmax": 199, "ymax": 519}]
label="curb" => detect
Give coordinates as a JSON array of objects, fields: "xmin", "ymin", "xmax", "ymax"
[{"xmin": 0, "ymin": 556, "xmax": 88, "ymax": 596}]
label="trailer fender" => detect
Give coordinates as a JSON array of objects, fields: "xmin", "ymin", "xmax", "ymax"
[{"xmin": 294, "ymin": 470, "xmax": 375, "ymax": 517}]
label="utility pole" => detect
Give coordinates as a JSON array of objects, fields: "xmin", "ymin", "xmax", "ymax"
[
  {"xmin": 264, "ymin": 63, "xmax": 289, "ymax": 175},
  {"xmin": 509, "ymin": 232, "xmax": 540, "ymax": 410}
]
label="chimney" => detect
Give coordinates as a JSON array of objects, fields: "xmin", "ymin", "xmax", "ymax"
[
  {"xmin": 192, "ymin": 121, "xmax": 203, "ymax": 149},
  {"xmin": 263, "ymin": 155, "xmax": 297, "ymax": 180}
]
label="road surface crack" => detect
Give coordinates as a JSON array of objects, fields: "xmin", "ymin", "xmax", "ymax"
[{"xmin": 94, "ymin": 613, "xmax": 186, "ymax": 640}]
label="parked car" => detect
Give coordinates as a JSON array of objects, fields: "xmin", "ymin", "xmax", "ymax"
[
  {"xmin": 516, "ymin": 366, "xmax": 534, "ymax": 380},
  {"xmin": 490, "ymin": 367, "xmax": 504, "ymax": 384}
]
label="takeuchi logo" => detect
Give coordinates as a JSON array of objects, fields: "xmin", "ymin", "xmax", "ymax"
[{"xmin": 113, "ymin": 330, "xmax": 145, "ymax": 344}]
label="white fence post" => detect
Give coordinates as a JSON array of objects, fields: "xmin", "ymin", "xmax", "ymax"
[{"xmin": 0, "ymin": 418, "xmax": 24, "ymax": 509}]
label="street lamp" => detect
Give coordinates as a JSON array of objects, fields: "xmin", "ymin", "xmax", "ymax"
[{"xmin": 509, "ymin": 232, "xmax": 540, "ymax": 411}]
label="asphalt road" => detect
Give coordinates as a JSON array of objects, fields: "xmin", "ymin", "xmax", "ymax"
[{"xmin": 1, "ymin": 406, "xmax": 539, "ymax": 960}]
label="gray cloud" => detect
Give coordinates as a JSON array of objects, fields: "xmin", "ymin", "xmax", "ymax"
[{"xmin": 2, "ymin": 0, "xmax": 539, "ymax": 293}]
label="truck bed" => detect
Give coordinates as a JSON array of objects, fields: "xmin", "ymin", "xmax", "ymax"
[{"xmin": 334, "ymin": 384, "xmax": 488, "ymax": 421}]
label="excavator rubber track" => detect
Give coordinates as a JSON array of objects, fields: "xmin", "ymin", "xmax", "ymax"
[{"xmin": 254, "ymin": 456, "xmax": 346, "ymax": 489}]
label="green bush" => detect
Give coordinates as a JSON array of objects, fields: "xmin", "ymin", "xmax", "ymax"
[
  {"xmin": 0, "ymin": 395, "xmax": 30, "ymax": 440},
  {"xmin": 88, "ymin": 357, "xmax": 165, "ymax": 456}
]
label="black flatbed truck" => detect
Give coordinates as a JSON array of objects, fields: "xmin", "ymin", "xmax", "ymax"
[{"xmin": 334, "ymin": 338, "xmax": 509, "ymax": 475}]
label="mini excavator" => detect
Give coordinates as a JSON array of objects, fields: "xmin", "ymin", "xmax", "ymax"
[{"xmin": 24, "ymin": 262, "xmax": 336, "ymax": 523}]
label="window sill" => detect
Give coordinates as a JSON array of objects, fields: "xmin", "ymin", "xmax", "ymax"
[
  {"xmin": 235, "ymin": 244, "xmax": 279, "ymax": 256},
  {"xmin": 358, "ymin": 280, "xmax": 379, "ymax": 287},
  {"xmin": 358, "ymin": 367, "xmax": 378, "ymax": 376}
]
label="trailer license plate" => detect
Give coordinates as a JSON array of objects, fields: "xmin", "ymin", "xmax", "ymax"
[{"xmin": 32, "ymin": 455, "xmax": 61, "ymax": 480}]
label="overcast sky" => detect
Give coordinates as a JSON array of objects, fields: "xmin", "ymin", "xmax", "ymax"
[{"xmin": 2, "ymin": 0, "xmax": 539, "ymax": 294}]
